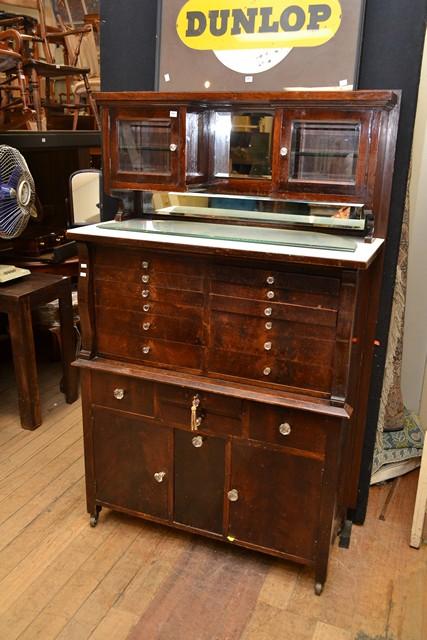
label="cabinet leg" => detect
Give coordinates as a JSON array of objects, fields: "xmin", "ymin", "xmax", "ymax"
[
  {"xmin": 338, "ymin": 518, "xmax": 353, "ymax": 548},
  {"xmin": 89, "ymin": 505, "xmax": 102, "ymax": 527}
]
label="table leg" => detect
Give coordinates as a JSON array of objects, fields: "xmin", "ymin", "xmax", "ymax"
[
  {"xmin": 8, "ymin": 300, "xmax": 41, "ymax": 430},
  {"xmin": 58, "ymin": 279, "xmax": 79, "ymax": 404}
]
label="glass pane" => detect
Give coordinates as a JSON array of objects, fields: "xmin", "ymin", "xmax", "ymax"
[
  {"xmin": 118, "ymin": 119, "xmax": 172, "ymax": 175},
  {"xmin": 213, "ymin": 112, "xmax": 273, "ymax": 179},
  {"xmin": 290, "ymin": 122, "xmax": 360, "ymax": 184},
  {"xmin": 186, "ymin": 112, "xmax": 205, "ymax": 177},
  {"xmin": 98, "ymin": 219, "xmax": 357, "ymax": 252}
]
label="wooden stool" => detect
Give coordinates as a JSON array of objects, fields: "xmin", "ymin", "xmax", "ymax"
[{"xmin": 0, "ymin": 272, "xmax": 79, "ymax": 429}]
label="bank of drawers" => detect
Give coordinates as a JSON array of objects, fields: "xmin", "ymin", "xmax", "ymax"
[{"xmin": 90, "ymin": 370, "xmax": 329, "ymax": 456}]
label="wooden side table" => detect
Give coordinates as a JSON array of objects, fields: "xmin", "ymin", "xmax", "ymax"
[{"xmin": 0, "ymin": 273, "xmax": 79, "ymax": 429}]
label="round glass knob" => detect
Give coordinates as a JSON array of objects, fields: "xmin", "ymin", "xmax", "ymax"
[
  {"xmin": 142, "ymin": 346, "xmax": 150, "ymax": 354},
  {"xmin": 266, "ymin": 276, "xmax": 275, "ymax": 285},
  {"xmin": 143, "ymin": 304, "xmax": 150, "ymax": 312},
  {"xmin": 192, "ymin": 435, "xmax": 204, "ymax": 448},
  {"xmin": 143, "ymin": 322, "xmax": 150, "ymax": 331},
  {"xmin": 169, "ymin": 143, "xmax": 177, "ymax": 152},
  {"xmin": 265, "ymin": 321, "xmax": 272, "ymax": 330},
  {"xmin": 154, "ymin": 471, "xmax": 166, "ymax": 483},
  {"xmin": 280, "ymin": 146, "xmax": 288, "ymax": 157},
  {"xmin": 264, "ymin": 341, "xmax": 272, "ymax": 351},
  {"xmin": 142, "ymin": 261, "xmax": 149, "ymax": 269},
  {"xmin": 227, "ymin": 489, "xmax": 239, "ymax": 502},
  {"xmin": 266, "ymin": 291, "xmax": 275, "ymax": 299},
  {"xmin": 113, "ymin": 388, "xmax": 125, "ymax": 400},
  {"xmin": 264, "ymin": 307, "xmax": 272, "ymax": 316},
  {"xmin": 142, "ymin": 275, "xmax": 149, "ymax": 283},
  {"xmin": 279, "ymin": 422, "xmax": 292, "ymax": 436},
  {"xmin": 263, "ymin": 367, "xmax": 271, "ymax": 376},
  {"xmin": 142, "ymin": 290, "xmax": 149, "ymax": 298}
]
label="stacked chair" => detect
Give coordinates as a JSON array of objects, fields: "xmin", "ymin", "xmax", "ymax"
[{"xmin": 0, "ymin": 1, "xmax": 100, "ymax": 131}]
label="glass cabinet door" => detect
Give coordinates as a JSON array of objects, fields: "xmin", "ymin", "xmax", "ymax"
[
  {"xmin": 278, "ymin": 110, "xmax": 373, "ymax": 197},
  {"xmin": 110, "ymin": 107, "xmax": 181, "ymax": 189}
]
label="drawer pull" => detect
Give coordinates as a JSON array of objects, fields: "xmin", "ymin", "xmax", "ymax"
[
  {"xmin": 142, "ymin": 346, "xmax": 150, "ymax": 354},
  {"xmin": 280, "ymin": 146, "xmax": 288, "ymax": 157},
  {"xmin": 263, "ymin": 367, "xmax": 271, "ymax": 376},
  {"xmin": 143, "ymin": 304, "xmax": 150, "ymax": 312},
  {"xmin": 113, "ymin": 388, "xmax": 125, "ymax": 400},
  {"xmin": 143, "ymin": 322, "xmax": 151, "ymax": 331},
  {"xmin": 141, "ymin": 275, "xmax": 150, "ymax": 283},
  {"xmin": 264, "ymin": 341, "xmax": 272, "ymax": 351},
  {"xmin": 279, "ymin": 422, "xmax": 292, "ymax": 436},
  {"xmin": 265, "ymin": 321, "xmax": 272, "ymax": 330},
  {"xmin": 227, "ymin": 489, "xmax": 239, "ymax": 502},
  {"xmin": 191, "ymin": 394, "xmax": 201, "ymax": 431},
  {"xmin": 266, "ymin": 290, "xmax": 275, "ymax": 299},
  {"xmin": 192, "ymin": 435, "xmax": 204, "ymax": 448},
  {"xmin": 169, "ymin": 143, "xmax": 178, "ymax": 152},
  {"xmin": 142, "ymin": 289, "xmax": 150, "ymax": 298},
  {"xmin": 264, "ymin": 307, "xmax": 272, "ymax": 316},
  {"xmin": 154, "ymin": 471, "xmax": 166, "ymax": 483},
  {"xmin": 142, "ymin": 261, "xmax": 149, "ymax": 269},
  {"xmin": 266, "ymin": 276, "xmax": 275, "ymax": 285}
]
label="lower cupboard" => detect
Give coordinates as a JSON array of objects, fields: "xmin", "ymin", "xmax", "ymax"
[{"xmin": 83, "ymin": 367, "xmax": 348, "ymax": 595}]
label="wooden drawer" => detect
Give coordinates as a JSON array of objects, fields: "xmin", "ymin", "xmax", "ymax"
[
  {"xmin": 96, "ymin": 308, "xmax": 203, "ymax": 345},
  {"xmin": 95, "ymin": 246, "xmax": 204, "ymax": 277},
  {"xmin": 95, "ymin": 280, "xmax": 204, "ymax": 310},
  {"xmin": 248, "ymin": 403, "xmax": 327, "ymax": 454},
  {"xmin": 97, "ymin": 333, "xmax": 203, "ymax": 371},
  {"xmin": 91, "ymin": 370, "xmax": 154, "ymax": 417},
  {"xmin": 157, "ymin": 384, "xmax": 242, "ymax": 437},
  {"xmin": 212, "ymin": 264, "xmax": 340, "ymax": 309},
  {"xmin": 208, "ymin": 348, "xmax": 332, "ymax": 394}
]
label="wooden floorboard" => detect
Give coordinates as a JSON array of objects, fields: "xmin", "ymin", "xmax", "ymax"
[{"xmin": 0, "ymin": 357, "xmax": 426, "ymax": 640}]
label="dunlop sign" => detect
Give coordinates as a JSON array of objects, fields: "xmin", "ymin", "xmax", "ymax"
[{"xmin": 176, "ymin": 0, "xmax": 342, "ymax": 51}]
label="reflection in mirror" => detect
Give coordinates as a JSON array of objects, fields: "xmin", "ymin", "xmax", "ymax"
[
  {"xmin": 147, "ymin": 191, "xmax": 366, "ymax": 231},
  {"xmin": 69, "ymin": 170, "xmax": 101, "ymax": 226},
  {"xmin": 213, "ymin": 112, "xmax": 274, "ymax": 179}
]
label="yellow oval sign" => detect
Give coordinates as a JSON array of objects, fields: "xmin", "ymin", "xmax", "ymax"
[{"xmin": 176, "ymin": 0, "xmax": 342, "ymax": 51}]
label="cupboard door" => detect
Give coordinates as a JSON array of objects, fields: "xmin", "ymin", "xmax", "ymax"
[
  {"xmin": 92, "ymin": 406, "xmax": 170, "ymax": 519},
  {"xmin": 277, "ymin": 109, "xmax": 374, "ymax": 199},
  {"xmin": 228, "ymin": 441, "xmax": 324, "ymax": 561},
  {"xmin": 109, "ymin": 107, "xmax": 181, "ymax": 190},
  {"xmin": 174, "ymin": 430, "xmax": 225, "ymax": 534}
]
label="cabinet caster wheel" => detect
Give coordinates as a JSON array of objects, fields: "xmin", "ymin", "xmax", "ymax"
[
  {"xmin": 90, "ymin": 514, "xmax": 98, "ymax": 527},
  {"xmin": 314, "ymin": 582, "xmax": 324, "ymax": 596}
]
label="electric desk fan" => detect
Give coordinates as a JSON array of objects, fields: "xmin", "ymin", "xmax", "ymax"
[{"xmin": 0, "ymin": 145, "xmax": 37, "ymax": 283}]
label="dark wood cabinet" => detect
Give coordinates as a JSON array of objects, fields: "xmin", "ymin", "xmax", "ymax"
[{"xmin": 70, "ymin": 90, "xmax": 400, "ymax": 595}]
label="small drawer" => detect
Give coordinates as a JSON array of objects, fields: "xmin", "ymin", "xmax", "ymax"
[
  {"xmin": 91, "ymin": 371, "xmax": 154, "ymax": 417},
  {"xmin": 248, "ymin": 403, "xmax": 327, "ymax": 454},
  {"xmin": 157, "ymin": 384, "xmax": 242, "ymax": 437}
]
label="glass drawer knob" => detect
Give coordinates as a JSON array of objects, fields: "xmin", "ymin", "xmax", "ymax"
[
  {"xmin": 113, "ymin": 388, "xmax": 125, "ymax": 400},
  {"xmin": 143, "ymin": 322, "xmax": 150, "ymax": 331},
  {"xmin": 142, "ymin": 290, "xmax": 149, "ymax": 298},
  {"xmin": 266, "ymin": 276, "xmax": 275, "ymax": 285},
  {"xmin": 280, "ymin": 146, "xmax": 288, "ymax": 157},
  {"xmin": 169, "ymin": 143, "xmax": 177, "ymax": 152},
  {"xmin": 265, "ymin": 321, "xmax": 272, "ymax": 330},
  {"xmin": 263, "ymin": 367, "xmax": 271, "ymax": 376},
  {"xmin": 192, "ymin": 435, "xmax": 204, "ymax": 448},
  {"xmin": 264, "ymin": 307, "xmax": 272, "ymax": 316},
  {"xmin": 227, "ymin": 489, "xmax": 239, "ymax": 502},
  {"xmin": 264, "ymin": 341, "xmax": 272, "ymax": 351},
  {"xmin": 279, "ymin": 423, "xmax": 292, "ymax": 436},
  {"xmin": 142, "ymin": 261, "xmax": 149, "ymax": 269},
  {"xmin": 142, "ymin": 275, "xmax": 149, "ymax": 283},
  {"xmin": 142, "ymin": 346, "xmax": 150, "ymax": 354},
  {"xmin": 154, "ymin": 471, "xmax": 166, "ymax": 483},
  {"xmin": 267, "ymin": 291, "xmax": 275, "ymax": 299},
  {"xmin": 143, "ymin": 304, "xmax": 150, "ymax": 312}
]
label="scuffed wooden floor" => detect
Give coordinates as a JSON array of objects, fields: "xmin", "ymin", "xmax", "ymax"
[{"xmin": 0, "ymin": 357, "xmax": 426, "ymax": 640}]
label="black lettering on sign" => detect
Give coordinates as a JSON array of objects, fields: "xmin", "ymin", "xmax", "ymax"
[
  {"xmin": 280, "ymin": 6, "xmax": 306, "ymax": 32},
  {"xmin": 230, "ymin": 8, "xmax": 258, "ymax": 35},
  {"xmin": 185, "ymin": 11, "xmax": 206, "ymax": 37},
  {"xmin": 307, "ymin": 4, "xmax": 332, "ymax": 30},
  {"xmin": 259, "ymin": 7, "xmax": 279, "ymax": 33},
  {"xmin": 208, "ymin": 10, "xmax": 230, "ymax": 36}
]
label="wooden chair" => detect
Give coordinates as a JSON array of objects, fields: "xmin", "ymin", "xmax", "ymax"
[{"xmin": 0, "ymin": 28, "xmax": 36, "ymax": 129}]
